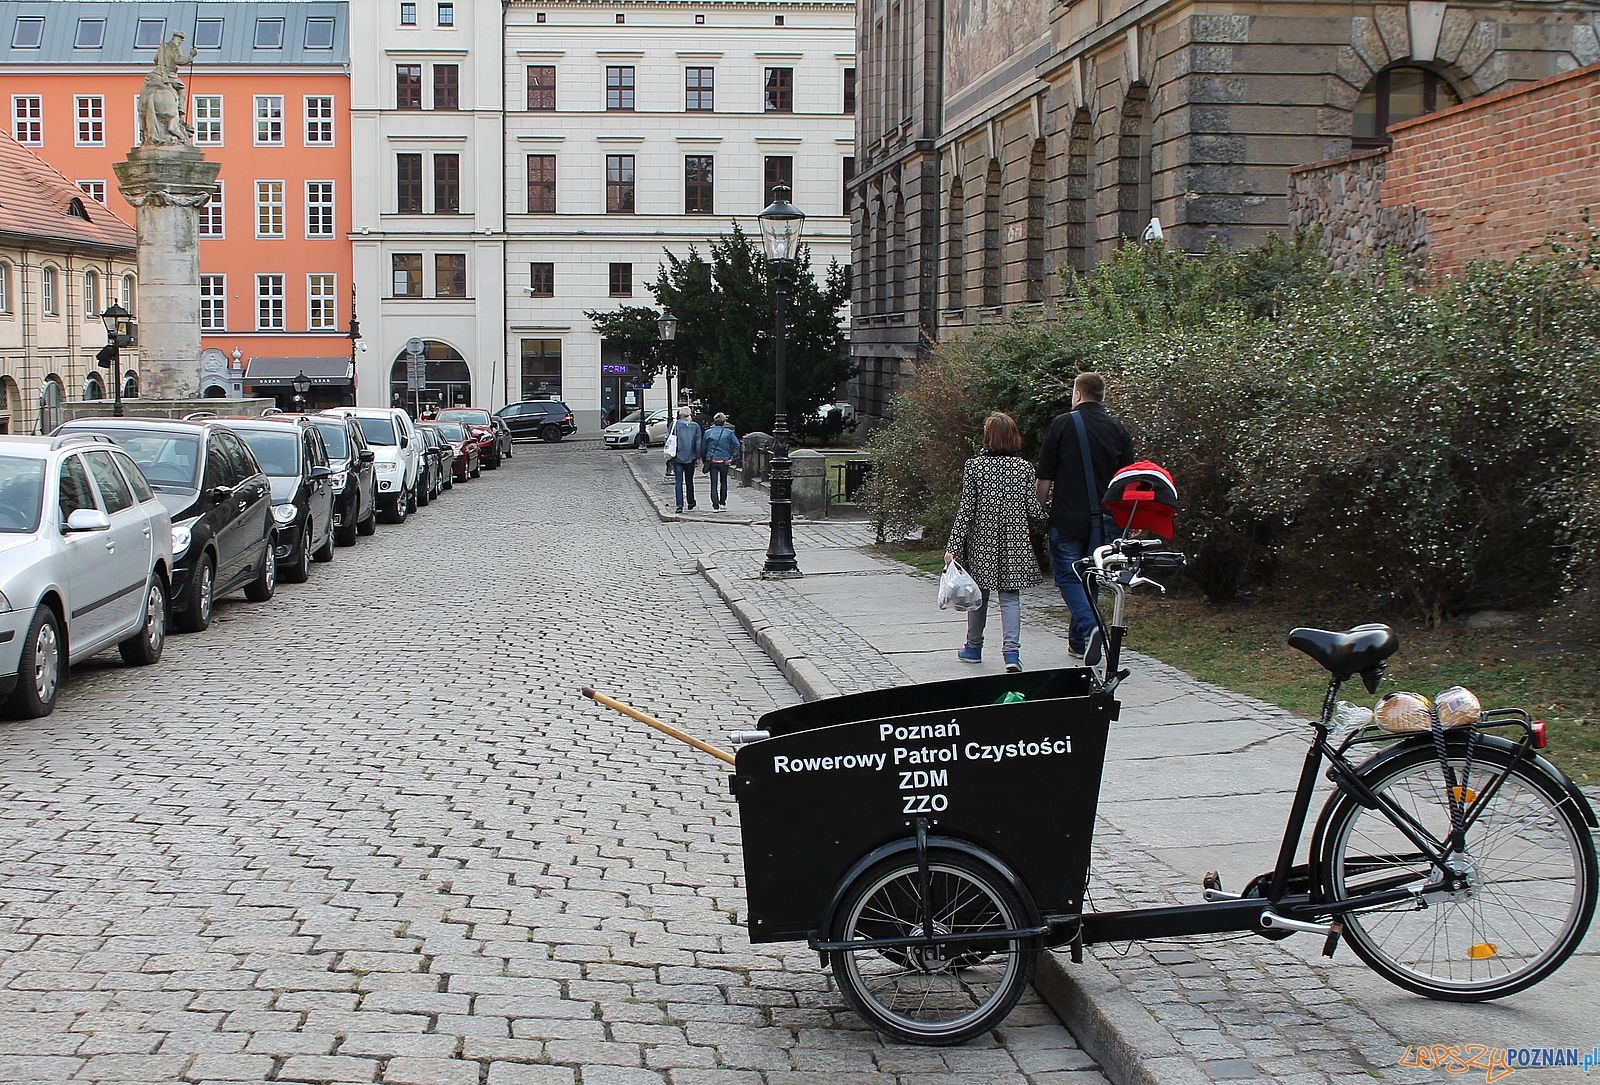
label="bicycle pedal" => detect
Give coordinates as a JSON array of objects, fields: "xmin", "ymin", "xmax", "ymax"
[
  {"xmin": 1321, "ymin": 921, "xmax": 1343, "ymax": 958},
  {"xmin": 1202, "ymin": 871, "xmax": 1222, "ymax": 891},
  {"xmin": 1201, "ymin": 872, "xmax": 1237, "ymax": 901}
]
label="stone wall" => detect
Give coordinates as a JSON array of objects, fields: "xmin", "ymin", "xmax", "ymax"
[{"xmin": 1287, "ymin": 148, "xmax": 1425, "ymax": 273}]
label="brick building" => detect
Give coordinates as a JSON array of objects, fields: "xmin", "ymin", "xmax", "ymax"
[{"xmin": 850, "ymin": 0, "xmax": 1600, "ymax": 416}]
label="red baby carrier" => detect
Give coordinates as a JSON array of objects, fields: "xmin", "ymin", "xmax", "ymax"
[{"xmin": 1104, "ymin": 461, "xmax": 1179, "ymax": 539}]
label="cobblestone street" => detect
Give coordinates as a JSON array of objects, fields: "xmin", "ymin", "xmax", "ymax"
[{"xmin": 0, "ymin": 445, "xmax": 1106, "ymax": 1085}]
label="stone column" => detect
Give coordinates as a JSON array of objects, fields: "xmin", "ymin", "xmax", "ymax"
[{"xmin": 113, "ymin": 144, "xmax": 220, "ymax": 400}]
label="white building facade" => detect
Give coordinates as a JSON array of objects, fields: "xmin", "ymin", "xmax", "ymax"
[{"xmin": 350, "ymin": 0, "xmax": 854, "ymax": 431}]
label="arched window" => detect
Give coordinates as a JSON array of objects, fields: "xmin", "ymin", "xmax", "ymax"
[
  {"xmin": 67, "ymin": 197, "xmax": 90, "ymax": 220},
  {"xmin": 1353, "ymin": 65, "xmax": 1462, "ymax": 149},
  {"xmin": 946, "ymin": 177, "xmax": 966, "ymax": 311},
  {"xmin": 981, "ymin": 159, "xmax": 1001, "ymax": 309},
  {"xmin": 1117, "ymin": 84, "xmax": 1152, "ymax": 241},
  {"xmin": 1066, "ymin": 108, "xmax": 1094, "ymax": 274},
  {"xmin": 40, "ymin": 374, "xmax": 65, "ymax": 433},
  {"xmin": 388, "ymin": 342, "xmax": 470, "ymax": 408},
  {"xmin": 42, "ymin": 266, "xmax": 59, "ymax": 316},
  {"xmin": 83, "ymin": 372, "xmax": 105, "ymax": 401},
  {"xmin": 1025, "ymin": 140, "xmax": 1046, "ymax": 302},
  {"xmin": 84, "ymin": 270, "xmax": 100, "ymax": 319},
  {"xmin": 0, "ymin": 261, "xmax": 11, "ymax": 313},
  {"xmin": 122, "ymin": 371, "xmax": 139, "ymax": 400},
  {"xmin": 120, "ymin": 273, "xmax": 136, "ymax": 311}
]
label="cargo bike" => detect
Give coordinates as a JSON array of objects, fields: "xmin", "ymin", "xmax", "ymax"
[{"xmin": 586, "ymin": 491, "xmax": 1597, "ymax": 1046}]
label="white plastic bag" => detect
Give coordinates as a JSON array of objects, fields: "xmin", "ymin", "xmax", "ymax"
[{"xmin": 937, "ymin": 561, "xmax": 983, "ymax": 611}]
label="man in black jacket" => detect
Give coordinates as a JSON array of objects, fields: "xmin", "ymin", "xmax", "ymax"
[{"xmin": 1036, "ymin": 373, "xmax": 1134, "ymax": 664}]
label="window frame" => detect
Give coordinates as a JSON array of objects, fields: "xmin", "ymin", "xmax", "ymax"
[
  {"xmin": 527, "ymin": 65, "xmax": 556, "ymax": 111},
  {"xmin": 685, "ymin": 155, "xmax": 714, "ymax": 214},
  {"xmin": 254, "ymin": 17, "xmax": 286, "ymax": 49},
  {"xmin": 134, "ymin": 18, "xmax": 166, "ymax": 49},
  {"xmin": 194, "ymin": 18, "xmax": 224, "ymax": 49},
  {"xmin": 396, "ymin": 153, "xmax": 424, "ymax": 213},
  {"xmin": 253, "ymin": 95, "xmax": 285, "ymax": 145},
  {"xmin": 526, "ymin": 154, "xmax": 556, "ymax": 213},
  {"xmin": 200, "ymin": 274, "xmax": 227, "ymax": 333},
  {"xmin": 77, "ymin": 180, "xmax": 108, "ymax": 205},
  {"xmin": 12, "ymin": 95, "xmax": 43, "ymax": 146},
  {"xmin": 199, "ymin": 179, "xmax": 225, "ymax": 238},
  {"xmin": 83, "ymin": 270, "xmax": 100, "ymax": 320},
  {"xmin": 606, "ymin": 66, "xmax": 636, "ymax": 112},
  {"xmin": 400, "ymin": 1, "xmax": 418, "ymax": 25},
  {"xmin": 74, "ymin": 18, "xmax": 106, "ymax": 49},
  {"xmin": 844, "ymin": 68, "xmax": 856, "ymax": 113},
  {"xmin": 74, "ymin": 95, "xmax": 105, "ymax": 146},
  {"xmin": 255, "ymin": 180, "xmax": 286, "ymax": 239},
  {"xmin": 392, "ymin": 253, "xmax": 423, "ymax": 298},
  {"xmin": 434, "ymin": 254, "xmax": 467, "ymax": 298},
  {"xmin": 305, "ymin": 17, "xmax": 336, "ymax": 50},
  {"xmin": 686, "ymin": 67, "xmax": 715, "ymax": 112},
  {"xmin": 605, "ymin": 154, "xmax": 636, "ymax": 214},
  {"xmin": 255, "ymin": 273, "xmax": 286, "ymax": 331},
  {"xmin": 433, "ymin": 64, "xmax": 460, "ymax": 111},
  {"xmin": 13, "ymin": 16, "xmax": 44, "ymax": 48},
  {"xmin": 608, "ymin": 262, "xmax": 632, "ymax": 297},
  {"xmin": 308, "ymin": 273, "xmax": 337, "ymax": 330},
  {"xmin": 529, "ymin": 262, "xmax": 555, "ymax": 297},
  {"xmin": 41, "ymin": 266, "xmax": 58, "ymax": 317},
  {"xmin": 396, "ymin": 64, "xmax": 423, "ymax": 110},
  {"xmin": 304, "ymin": 95, "xmax": 335, "ymax": 145},
  {"xmin": 764, "ymin": 67, "xmax": 794, "ymax": 113},
  {"xmin": 764, "ymin": 155, "xmax": 794, "ymax": 204},
  {"xmin": 193, "ymin": 94, "xmax": 224, "ymax": 145},
  {"xmin": 437, "ymin": 2, "xmax": 455, "ymax": 26},
  {"xmin": 433, "ymin": 154, "xmax": 461, "ymax": 214},
  {"xmin": 306, "ymin": 181, "xmax": 335, "ymax": 238}
]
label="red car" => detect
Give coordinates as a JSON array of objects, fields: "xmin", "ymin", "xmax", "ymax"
[
  {"xmin": 436, "ymin": 408, "xmax": 502, "ymax": 469},
  {"xmin": 427, "ymin": 420, "xmax": 480, "ymax": 481}
]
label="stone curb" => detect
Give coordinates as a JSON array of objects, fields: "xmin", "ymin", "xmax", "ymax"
[
  {"xmin": 697, "ymin": 558, "xmax": 841, "ymax": 702},
  {"xmin": 1033, "ymin": 950, "xmax": 1211, "ymax": 1085},
  {"xmin": 622, "ymin": 452, "xmax": 764, "ymax": 524}
]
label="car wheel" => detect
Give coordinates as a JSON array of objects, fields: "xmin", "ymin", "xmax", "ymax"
[
  {"xmin": 312, "ymin": 518, "xmax": 336, "ymax": 563},
  {"xmin": 335, "ymin": 497, "xmax": 359, "ymax": 546},
  {"xmin": 357, "ymin": 500, "xmax": 378, "ymax": 536},
  {"xmin": 442, "ymin": 471, "xmax": 454, "ymax": 490},
  {"xmin": 6, "ymin": 606, "xmax": 63, "ymax": 719},
  {"xmin": 244, "ymin": 538, "xmax": 277, "ymax": 602},
  {"xmin": 504, "ymin": 441, "xmax": 513, "ymax": 459},
  {"xmin": 119, "ymin": 575, "xmax": 168, "ymax": 666},
  {"xmin": 541, "ymin": 424, "xmax": 563, "ymax": 443},
  {"xmin": 175, "ymin": 552, "xmax": 215, "ymax": 633},
  {"xmin": 407, "ymin": 485, "xmax": 418, "ymax": 513},
  {"xmin": 418, "ymin": 474, "xmax": 431, "ymax": 506},
  {"xmin": 471, "ymin": 463, "xmax": 481, "ymax": 478},
  {"xmin": 283, "ymin": 528, "xmax": 311, "ymax": 584}
]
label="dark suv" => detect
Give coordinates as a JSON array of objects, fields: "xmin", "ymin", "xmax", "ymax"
[
  {"xmin": 55, "ymin": 417, "xmax": 277, "ymax": 631},
  {"xmin": 496, "ymin": 400, "xmax": 577, "ymax": 443},
  {"xmin": 224, "ymin": 416, "xmax": 336, "ymax": 585}
]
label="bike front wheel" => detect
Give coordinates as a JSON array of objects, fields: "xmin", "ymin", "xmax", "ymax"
[
  {"xmin": 1321, "ymin": 744, "xmax": 1597, "ymax": 1000},
  {"xmin": 826, "ymin": 850, "xmax": 1035, "ymax": 1045}
]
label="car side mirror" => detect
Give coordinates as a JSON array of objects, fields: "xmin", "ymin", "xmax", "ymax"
[
  {"xmin": 64, "ymin": 508, "xmax": 111, "ymax": 533},
  {"xmin": 310, "ymin": 465, "xmax": 332, "ymax": 480},
  {"xmin": 209, "ymin": 485, "xmax": 235, "ymax": 504},
  {"xmin": 359, "ymin": 449, "xmax": 375, "ymax": 463},
  {"xmin": 399, "ymin": 433, "xmax": 409, "ymax": 448}
]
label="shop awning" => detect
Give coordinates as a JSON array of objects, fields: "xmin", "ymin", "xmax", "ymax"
[{"xmin": 242, "ymin": 356, "xmax": 353, "ymax": 388}]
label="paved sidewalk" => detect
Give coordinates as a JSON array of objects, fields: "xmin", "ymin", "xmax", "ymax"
[{"xmin": 625, "ymin": 456, "xmax": 1600, "ymax": 1085}]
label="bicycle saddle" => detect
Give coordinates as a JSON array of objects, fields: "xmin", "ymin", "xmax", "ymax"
[{"xmin": 1287, "ymin": 624, "xmax": 1399, "ymax": 691}]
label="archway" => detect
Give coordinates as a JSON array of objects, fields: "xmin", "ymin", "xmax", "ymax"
[
  {"xmin": 1066, "ymin": 108, "xmax": 1095, "ymax": 273},
  {"xmin": 39, "ymin": 375, "xmax": 65, "ymax": 434},
  {"xmin": 1353, "ymin": 65, "xmax": 1462, "ymax": 148},
  {"xmin": 202, "ymin": 382, "xmax": 229, "ymax": 398},
  {"xmin": 389, "ymin": 341, "xmax": 471, "ymax": 412},
  {"xmin": 0, "ymin": 375, "xmax": 21, "ymax": 434},
  {"xmin": 1117, "ymin": 85, "xmax": 1153, "ymax": 241}
]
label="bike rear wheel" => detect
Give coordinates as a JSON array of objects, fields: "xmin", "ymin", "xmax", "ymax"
[
  {"xmin": 827, "ymin": 851, "xmax": 1035, "ymax": 1044},
  {"xmin": 1321, "ymin": 744, "xmax": 1596, "ymax": 1000}
]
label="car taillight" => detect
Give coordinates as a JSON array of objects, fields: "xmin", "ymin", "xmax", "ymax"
[{"xmin": 1531, "ymin": 719, "xmax": 1548, "ymax": 749}]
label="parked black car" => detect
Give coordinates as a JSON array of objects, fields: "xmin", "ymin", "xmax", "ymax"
[
  {"xmin": 490, "ymin": 414, "xmax": 514, "ymax": 460},
  {"xmin": 417, "ymin": 424, "xmax": 450, "ymax": 498},
  {"xmin": 305, "ymin": 412, "xmax": 377, "ymax": 545},
  {"xmin": 55, "ymin": 417, "xmax": 277, "ymax": 631},
  {"xmin": 224, "ymin": 416, "xmax": 336, "ymax": 585},
  {"xmin": 496, "ymin": 399, "xmax": 577, "ymax": 443}
]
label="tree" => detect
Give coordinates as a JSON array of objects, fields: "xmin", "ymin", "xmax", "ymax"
[{"xmin": 589, "ymin": 224, "xmax": 851, "ymax": 434}]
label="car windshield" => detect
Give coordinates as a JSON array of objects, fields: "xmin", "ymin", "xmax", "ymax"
[
  {"xmin": 436, "ymin": 422, "xmax": 467, "ymax": 441},
  {"xmin": 0, "ymin": 455, "xmax": 45, "ymax": 534},
  {"xmin": 237, "ymin": 431, "xmax": 301, "ymax": 477},
  {"xmin": 313, "ymin": 422, "xmax": 349, "ymax": 458},
  {"xmin": 354, "ymin": 416, "xmax": 396, "ymax": 445},
  {"xmin": 91, "ymin": 429, "xmax": 201, "ymax": 492},
  {"xmin": 439, "ymin": 409, "xmax": 490, "ymax": 425}
]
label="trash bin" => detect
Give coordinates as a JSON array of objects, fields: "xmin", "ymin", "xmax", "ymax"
[{"xmin": 843, "ymin": 459, "xmax": 873, "ymax": 501}]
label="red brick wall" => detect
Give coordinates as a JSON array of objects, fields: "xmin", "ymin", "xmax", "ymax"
[{"xmin": 1381, "ymin": 63, "xmax": 1600, "ymax": 276}]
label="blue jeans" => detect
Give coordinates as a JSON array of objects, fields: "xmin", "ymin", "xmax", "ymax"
[
  {"xmin": 1049, "ymin": 526, "xmax": 1094, "ymax": 649},
  {"xmin": 672, "ymin": 461, "xmax": 697, "ymax": 509},
  {"xmin": 965, "ymin": 589, "xmax": 1021, "ymax": 654},
  {"xmin": 706, "ymin": 463, "xmax": 730, "ymax": 508}
]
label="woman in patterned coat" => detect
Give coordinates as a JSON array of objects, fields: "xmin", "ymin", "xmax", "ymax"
[{"xmin": 944, "ymin": 412, "xmax": 1049, "ymax": 672}]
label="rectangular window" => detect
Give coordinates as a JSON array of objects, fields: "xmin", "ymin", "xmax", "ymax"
[
  {"xmin": 397, "ymin": 153, "xmax": 423, "ymax": 213},
  {"xmin": 526, "ymin": 154, "xmax": 556, "ymax": 212},
  {"xmin": 74, "ymin": 18, "xmax": 105, "ymax": 49},
  {"xmin": 255, "ymin": 273, "xmax": 285, "ymax": 330},
  {"xmin": 194, "ymin": 18, "xmax": 223, "ymax": 49},
  {"xmin": 255, "ymin": 180, "xmax": 285, "ymax": 238},
  {"xmin": 42, "ymin": 269, "xmax": 56, "ymax": 316},
  {"xmin": 254, "ymin": 95, "xmax": 284, "ymax": 144},
  {"xmin": 605, "ymin": 154, "xmax": 635, "ymax": 214},
  {"xmin": 74, "ymin": 96, "xmax": 104, "ymax": 146},
  {"xmin": 527, "ymin": 65, "xmax": 555, "ymax": 111},
  {"xmin": 306, "ymin": 181, "xmax": 334, "ymax": 237},
  {"xmin": 764, "ymin": 67, "xmax": 794, "ymax": 112},
  {"xmin": 200, "ymin": 275, "xmax": 227, "ymax": 332},
  {"xmin": 13, "ymin": 17, "xmax": 43, "ymax": 48},
  {"xmin": 304, "ymin": 95, "xmax": 334, "ymax": 144},
  {"xmin": 685, "ymin": 155, "xmax": 714, "ymax": 214},
  {"xmin": 608, "ymin": 262, "xmax": 632, "ymax": 297},
  {"xmin": 193, "ymin": 95, "xmax": 223, "ymax": 144},
  {"xmin": 686, "ymin": 67, "xmax": 714, "ymax": 111},
  {"xmin": 12, "ymin": 96, "xmax": 42, "ymax": 145},
  {"xmin": 433, "ymin": 65, "xmax": 459, "ymax": 111},
  {"xmin": 392, "ymin": 253, "xmax": 422, "ymax": 297},
  {"xmin": 529, "ymin": 262, "xmax": 554, "ymax": 297},
  {"xmin": 396, "ymin": 64, "xmax": 423, "ymax": 109},
  {"xmin": 308, "ymin": 274, "xmax": 337, "ymax": 330},
  {"xmin": 305, "ymin": 17, "xmax": 335, "ymax": 49},
  {"xmin": 844, "ymin": 68, "xmax": 856, "ymax": 113},
  {"xmin": 135, "ymin": 18, "xmax": 165, "ymax": 48},
  {"xmin": 435, "ymin": 254, "xmax": 466, "ymax": 298},
  {"xmin": 437, "ymin": 2, "xmax": 455, "ymax": 26},
  {"xmin": 199, "ymin": 180, "xmax": 225, "ymax": 237},
  {"xmin": 764, "ymin": 156, "xmax": 793, "ymax": 204},
  {"xmin": 843, "ymin": 156, "xmax": 855, "ymax": 216},
  {"xmin": 400, "ymin": 1, "xmax": 417, "ymax": 25},
  {"xmin": 77, "ymin": 180, "xmax": 107, "ymax": 204},
  {"xmin": 520, "ymin": 339, "xmax": 562, "ymax": 400},
  {"xmin": 606, "ymin": 66, "xmax": 635, "ymax": 111},
  {"xmin": 255, "ymin": 18, "xmax": 285, "ymax": 48},
  {"xmin": 433, "ymin": 154, "xmax": 460, "ymax": 213}
]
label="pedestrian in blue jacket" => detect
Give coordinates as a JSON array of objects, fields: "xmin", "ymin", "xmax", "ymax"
[
  {"xmin": 702, "ymin": 413, "xmax": 740, "ymax": 511},
  {"xmin": 666, "ymin": 407, "xmax": 703, "ymax": 513}
]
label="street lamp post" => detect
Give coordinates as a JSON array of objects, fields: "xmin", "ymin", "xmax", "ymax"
[
  {"xmin": 97, "ymin": 302, "xmax": 132, "ymax": 417},
  {"xmin": 757, "ymin": 185, "xmax": 804, "ymax": 578},
  {"xmin": 291, "ymin": 370, "xmax": 312, "ymax": 411},
  {"xmin": 347, "ymin": 286, "xmax": 362, "ymax": 407},
  {"xmin": 657, "ymin": 307, "xmax": 678, "ymax": 477}
]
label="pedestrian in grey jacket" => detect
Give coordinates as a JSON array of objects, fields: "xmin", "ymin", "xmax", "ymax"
[
  {"xmin": 666, "ymin": 407, "xmax": 703, "ymax": 513},
  {"xmin": 945, "ymin": 411, "xmax": 1048, "ymax": 673}
]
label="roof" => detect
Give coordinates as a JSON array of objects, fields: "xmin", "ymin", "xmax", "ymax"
[
  {"xmin": 0, "ymin": 2, "xmax": 348, "ymax": 67},
  {"xmin": 0, "ymin": 131, "xmax": 134, "ymax": 251}
]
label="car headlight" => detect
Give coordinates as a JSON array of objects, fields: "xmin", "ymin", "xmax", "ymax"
[
  {"xmin": 376, "ymin": 460, "xmax": 399, "ymax": 474},
  {"xmin": 272, "ymin": 504, "xmax": 299, "ymax": 525},
  {"xmin": 171, "ymin": 518, "xmax": 197, "ymax": 558},
  {"xmin": 331, "ymin": 470, "xmax": 349, "ymax": 492}
]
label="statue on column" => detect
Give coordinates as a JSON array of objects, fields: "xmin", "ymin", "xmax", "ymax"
[{"xmin": 138, "ymin": 33, "xmax": 198, "ymax": 145}]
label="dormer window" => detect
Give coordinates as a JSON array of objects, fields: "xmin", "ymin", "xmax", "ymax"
[
  {"xmin": 75, "ymin": 19, "xmax": 106, "ymax": 49},
  {"xmin": 255, "ymin": 18, "xmax": 285, "ymax": 49},
  {"xmin": 13, "ymin": 17, "xmax": 44, "ymax": 48},
  {"xmin": 135, "ymin": 19, "xmax": 166, "ymax": 49},
  {"xmin": 305, "ymin": 17, "xmax": 335, "ymax": 49},
  {"xmin": 68, "ymin": 198, "xmax": 90, "ymax": 220},
  {"xmin": 194, "ymin": 19, "xmax": 223, "ymax": 49}
]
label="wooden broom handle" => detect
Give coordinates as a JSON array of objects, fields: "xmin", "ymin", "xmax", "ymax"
[{"xmin": 581, "ymin": 687, "xmax": 736, "ymax": 766}]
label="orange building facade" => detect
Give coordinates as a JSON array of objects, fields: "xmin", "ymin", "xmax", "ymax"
[{"xmin": 0, "ymin": 2, "xmax": 353, "ymax": 408}]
